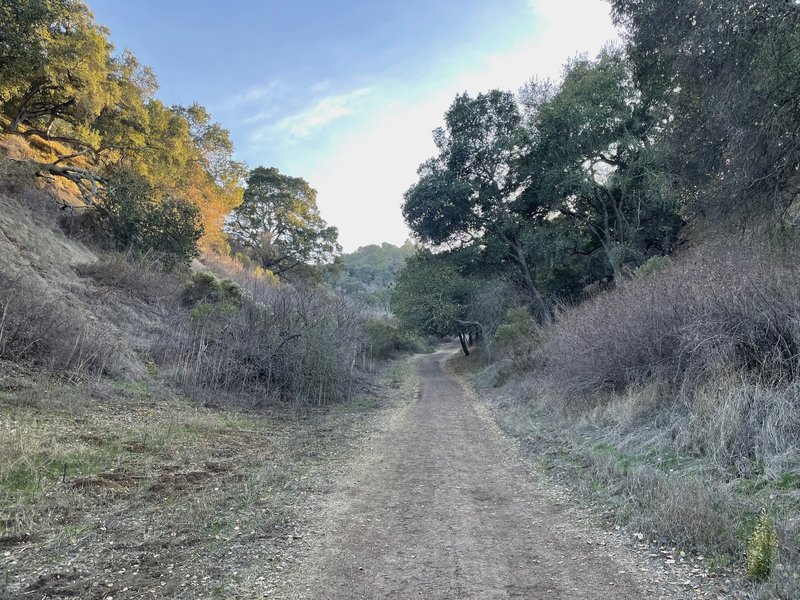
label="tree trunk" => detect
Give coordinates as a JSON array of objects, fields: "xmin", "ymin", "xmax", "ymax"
[
  {"xmin": 458, "ymin": 332, "xmax": 470, "ymax": 357},
  {"xmin": 496, "ymin": 228, "xmax": 549, "ymax": 324},
  {"xmin": 513, "ymin": 243, "xmax": 549, "ymax": 324}
]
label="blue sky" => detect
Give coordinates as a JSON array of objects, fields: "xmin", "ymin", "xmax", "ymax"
[{"xmin": 89, "ymin": 0, "xmax": 618, "ymax": 251}]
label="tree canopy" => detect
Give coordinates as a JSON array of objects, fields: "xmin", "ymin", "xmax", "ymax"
[
  {"xmin": 403, "ymin": 90, "xmax": 550, "ymax": 321},
  {"xmin": 391, "ymin": 250, "xmax": 472, "ymax": 338},
  {"xmin": 0, "ymin": 0, "xmax": 247, "ymax": 259},
  {"xmin": 610, "ymin": 0, "xmax": 800, "ymax": 219},
  {"xmin": 225, "ymin": 167, "xmax": 340, "ymax": 277}
]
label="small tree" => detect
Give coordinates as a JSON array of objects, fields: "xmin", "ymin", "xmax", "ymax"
[{"xmin": 391, "ymin": 251, "xmax": 473, "ymax": 353}]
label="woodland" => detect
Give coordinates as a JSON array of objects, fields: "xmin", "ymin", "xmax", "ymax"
[{"xmin": 2, "ymin": 1, "xmax": 800, "ymax": 596}]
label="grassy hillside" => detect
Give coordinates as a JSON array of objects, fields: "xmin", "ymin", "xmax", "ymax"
[
  {"xmin": 457, "ymin": 238, "xmax": 800, "ymax": 598},
  {"xmin": 0, "ymin": 133, "xmax": 410, "ymax": 597}
]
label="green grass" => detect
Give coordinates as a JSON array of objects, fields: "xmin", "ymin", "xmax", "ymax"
[
  {"xmin": 1, "ymin": 445, "xmax": 121, "ymax": 496},
  {"xmin": 333, "ymin": 394, "xmax": 380, "ymax": 413},
  {"xmin": 4, "ymin": 466, "xmax": 38, "ymax": 493},
  {"xmin": 777, "ymin": 472, "xmax": 800, "ymax": 490}
]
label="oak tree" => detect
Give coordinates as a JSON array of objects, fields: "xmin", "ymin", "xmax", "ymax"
[
  {"xmin": 225, "ymin": 167, "xmax": 340, "ymax": 277},
  {"xmin": 403, "ymin": 91, "xmax": 550, "ymax": 321}
]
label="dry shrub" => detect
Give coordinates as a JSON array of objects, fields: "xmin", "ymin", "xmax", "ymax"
[
  {"xmin": 75, "ymin": 252, "xmax": 182, "ymax": 306},
  {"xmin": 542, "ymin": 247, "xmax": 800, "ymax": 404},
  {"xmin": 0, "ymin": 274, "xmax": 120, "ymax": 376},
  {"xmin": 153, "ymin": 271, "xmax": 365, "ymax": 406},
  {"xmin": 529, "ymin": 245, "xmax": 800, "ymax": 474}
]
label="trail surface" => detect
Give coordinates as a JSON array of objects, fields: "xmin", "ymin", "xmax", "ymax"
[{"xmin": 287, "ymin": 350, "xmax": 674, "ymax": 599}]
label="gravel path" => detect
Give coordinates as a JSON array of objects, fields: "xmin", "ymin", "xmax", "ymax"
[{"xmin": 286, "ymin": 350, "xmax": 685, "ymax": 599}]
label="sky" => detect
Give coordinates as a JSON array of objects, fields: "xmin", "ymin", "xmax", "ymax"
[{"xmin": 88, "ymin": 0, "xmax": 620, "ymax": 252}]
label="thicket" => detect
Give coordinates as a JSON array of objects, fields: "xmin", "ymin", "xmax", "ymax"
[
  {"xmin": 154, "ymin": 267, "xmax": 366, "ymax": 407},
  {"xmin": 539, "ymin": 246, "xmax": 800, "ymax": 471},
  {"xmin": 363, "ymin": 320, "xmax": 430, "ymax": 364}
]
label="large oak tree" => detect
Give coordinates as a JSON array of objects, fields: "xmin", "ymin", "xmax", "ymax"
[
  {"xmin": 225, "ymin": 167, "xmax": 340, "ymax": 277},
  {"xmin": 403, "ymin": 90, "xmax": 550, "ymax": 322}
]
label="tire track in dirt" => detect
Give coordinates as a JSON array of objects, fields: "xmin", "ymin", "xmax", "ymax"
[{"xmin": 286, "ymin": 350, "xmax": 679, "ymax": 599}]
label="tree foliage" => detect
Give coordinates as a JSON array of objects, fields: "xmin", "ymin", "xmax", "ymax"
[
  {"xmin": 89, "ymin": 167, "xmax": 203, "ymax": 265},
  {"xmin": 0, "ymin": 0, "xmax": 246, "ymax": 257},
  {"xmin": 0, "ymin": 0, "xmax": 112, "ymax": 143},
  {"xmin": 391, "ymin": 251, "xmax": 471, "ymax": 337},
  {"xmin": 403, "ymin": 90, "xmax": 550, "ymax": 320},
  {"xmin": 611, "ymin": 0, "xmax": 800, "ymax": 219},
  {"xmin": 334, "ymin": 241, "xmax": 416, "ymax": 307},
  {"xmin": 402, "ymin": 52, "xmax": 687, "ymax": 328},
  {"xmin": 529, "ymin": 49, "xmax": 682, "ymax": 282},
  {"xmin": 225, "ymin": 167, "xmax": 340, "ymax": 277}
]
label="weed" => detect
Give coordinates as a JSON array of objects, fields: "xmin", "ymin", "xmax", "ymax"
[
  {"xmin": 747, "ymin": 509, "xmax": 779, "ymax": 581},
  {"xmin": 778, "ymin": 473, "xmax": 800, "ymax": 490}
]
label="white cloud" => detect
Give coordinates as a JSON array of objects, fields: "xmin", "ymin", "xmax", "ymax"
[
  {"xmin": 309, "ymin": 0, "xmax": 620, "ymax": 251},
  {"xmin": 220, "ymin": 81, "xmax": 285, "ymax": 111},
  {"xmin": 260, "ymin": 87, "xmax": 373, "ymax": 141},
  {"xmin": 241, "ymin": 107, "xmax": 281, "ymax": 125}
]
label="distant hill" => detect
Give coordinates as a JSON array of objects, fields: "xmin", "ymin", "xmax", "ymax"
[{"xmin": 334, "ymin": 241, "xmax": 416, "ymax": 308}]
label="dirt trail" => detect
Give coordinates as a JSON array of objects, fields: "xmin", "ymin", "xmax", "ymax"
[{"xmin": 286, "ymin": 350, "xmax": 678, "ymax": 599}]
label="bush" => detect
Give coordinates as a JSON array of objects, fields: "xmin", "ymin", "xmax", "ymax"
[
  {"xmin": 75, "ymin": 252, "xmax": 182, "ymax": 305},
  {"xmin": 634, "ymin": 255, "xmax": 672, "ymax": 277},
  {"xmin": 364, "ymin": 320, "xmax": 424, "ymax": 362},
  {"xmin": 143, "ymin": 197, "xmax": 204, "ymax": 264},
  {"xmin": 181, "ymin": 270, "xmax": 242, "ymax": 307},
  {"xmin": 493, "ymin": 307, "xmax": 537, "ymax": 350},
  {"xmin": 155, "ymin": 271, "xmax": 365, "ymax": 406},
  {"xmin": 66, "ymin": 167, "xmax": 203, "ymax": 266}
]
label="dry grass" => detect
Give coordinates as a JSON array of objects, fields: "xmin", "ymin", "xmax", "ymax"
[
  {"xmin": 75, "ymin": 251, "xmax": 183, "ymax": 307},
  {"xmin": 474, "ymin": 242, "xmax": 800, "ymax": 594},
  {"xmin": 0, "ymin": 364, "xmax": 406, "ymax": 598},
  {"xmin": 0, "ymin": 273, "xmax": 121, "ymax": 377}
]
